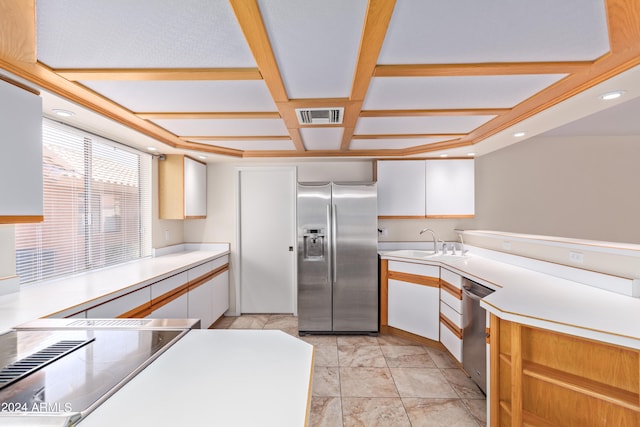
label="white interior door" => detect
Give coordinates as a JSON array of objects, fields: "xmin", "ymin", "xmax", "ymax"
[{"xmin": 238, "ymin": 167, "xmax": 296, "ymax": 314}]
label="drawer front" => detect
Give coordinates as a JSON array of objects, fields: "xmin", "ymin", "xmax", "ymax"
[
  {"xmin": 440, "ymin": 268, "xmax": 462, "ymax": 289},
  {"xmin": 388, "ymin": 261, "xmax": 439, "ymax": 278},
  {"xmin": 440, "ymin": 323, "xmax": 462, "ymax": 363},
  {"xmin": 211, "ymin": 255, "xmax": 229, "ymax": 271},
  {"xmin": 440, "ymin": 289, "xmax": 463, "ymax": 313},
  {"xmin": 150, "ymin": 271, "xmax": 188, "ymax": 300},
  {"xmin": 440, "ymin": 300, "xmax": 462, "ymax": 328},
  {"xmin": 188, "ymin": 261, "xmax": 214, "ymax": 281},
  {"xmin": 87, "ymin": 287, "xmax": 150, "ymax": 318}
]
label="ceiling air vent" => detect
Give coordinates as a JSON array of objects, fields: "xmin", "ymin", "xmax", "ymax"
[{"xmin": 295, "ymin": 107, "xmax": 344, "ymax": 125}]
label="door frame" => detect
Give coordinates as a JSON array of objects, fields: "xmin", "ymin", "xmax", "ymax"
[{"xmin": 235, "ymin": 166, "xmax": 297, "ymax": 315}]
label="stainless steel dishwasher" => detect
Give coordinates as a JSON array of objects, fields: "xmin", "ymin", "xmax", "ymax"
[{"xmin": 462, "ymin": 278, "xmax": 494, "ymax": 394}]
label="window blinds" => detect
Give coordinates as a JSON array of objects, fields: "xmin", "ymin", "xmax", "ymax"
[{"xmin": 15, "ymin": 119, "xmax": 152, "ymax": 284}]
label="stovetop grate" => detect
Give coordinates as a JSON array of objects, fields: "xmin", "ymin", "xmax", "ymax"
[{"xmin": 0, "ymin": 338, "xmax": 94, "ymax": 390}]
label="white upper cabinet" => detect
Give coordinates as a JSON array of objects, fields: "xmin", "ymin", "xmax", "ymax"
[
  {"xmin": 425, "ymin": 159, "xmax": 474, "ymax": 216},
  {"xmin": 159, "ymin": 154, "xmax": 207, "ymax": 219},
  {"xmin": 376, "ymin": 159, "xmax": 474, "ymax": 217},
  {"xmin": 376, "ymin": 160, "xmax": 426, "ymax": 216},
  {"xmin": 0, "ymin": 79, "xmax": 43, "ymax": 223},
  {"xmin": 184, "ymin": 156, "xmax": 207, "ymax": 218}
]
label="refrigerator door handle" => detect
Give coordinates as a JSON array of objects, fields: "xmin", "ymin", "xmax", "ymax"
[
  {"xmin": 332, "ymin": 204, "xmax": 337, "ymax": 283},
  {"xmin": 326, "ymin": 204, "xmax": 332, "ymax": 282}
]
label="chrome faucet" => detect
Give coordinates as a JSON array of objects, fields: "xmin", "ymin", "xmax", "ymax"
[{"xmin": 419, "ymin": 228, "xmax": 438, "ymax": 254}]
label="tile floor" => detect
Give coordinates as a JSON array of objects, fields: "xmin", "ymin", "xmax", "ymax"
[{"xmin": 213, "ymin": 314, "xmax": 486, "ymax": 427}]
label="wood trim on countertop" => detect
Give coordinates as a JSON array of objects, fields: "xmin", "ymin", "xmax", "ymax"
[
  {"xmin": 440, "ymin": 313, "xmax": 463, "ymax": 339},
  {"xmin": 0, "ymin": 215, "xmax": 44, "ymax": 224},
  {"xmin": 388, "ymin": 270, "xmax": 440, "ymax": 288},
  {"xmin": 440, "ymin": 279, "xmax": 463, "ymax": 300},
  {"xmin": 380, "ymin": 259, "xmax": 388, "ymax": 326}
]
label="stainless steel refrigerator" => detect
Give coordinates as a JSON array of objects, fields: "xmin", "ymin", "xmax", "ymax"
[{"xmin": 297, "ymin": 182, "xmax": 378, "ymax": 334}]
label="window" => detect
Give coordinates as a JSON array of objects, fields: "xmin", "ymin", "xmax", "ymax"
[{"xmin": 15, "ymin": 119, "xmax": 152, "ymax": 284}]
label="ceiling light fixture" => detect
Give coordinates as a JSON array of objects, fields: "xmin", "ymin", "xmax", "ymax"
[
  {"xmin": 198, "ymin": 155, "xmax": 208, "ymax": 160},
  {"xmin": 439, "ymin": 154, "xmax": 448, "ymax": 158},
  {"xmin": 467, "ymin": 152, "xmax": 476, "ymax": 157},
  {"xmin": 513, "ymin": 131, "xmax": 526, "ymax": 137},
  {"xmin": 147, "ymin": 147, "xmax": 158, "ymax": 152},
  {"xmin": 599, "ymin": 90, "xmax": 625, "ymax": 101},
  {"xmin": 52, "ymin": 109, "xmax": 74, "ymax": 117}
]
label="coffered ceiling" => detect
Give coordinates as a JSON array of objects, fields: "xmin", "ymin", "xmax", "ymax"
[{"xmin": 1, "ymin": 0, "xmax": 640, "ymax": 159}]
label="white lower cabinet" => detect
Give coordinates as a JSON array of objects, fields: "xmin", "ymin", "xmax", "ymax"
[
  {"xmin": 388, "ymin": 279, "xmax": 439, "ymax": 340},
  {"xmin": 148, "ymin": 292, "xmax": 188, "ymax": 319},
  {"xmin": 439, "ymin": 268, "xmax": 464, "ymax": 362},
  {"xmin": 212, "ymin": 270, "xmax": 229, "ymax": 321},
  {"xmin": 86, "ymin": 287, "xmax": 151, "ymax": 318},
  {"xmin": 188, "ymin": 279, "xmax": 214, "ymax": 329},
  {"xmin": 387, "ymin": 261, "xmax": 440, "ymax": 341}
]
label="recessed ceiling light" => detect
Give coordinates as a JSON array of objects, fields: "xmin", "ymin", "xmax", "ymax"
[
  {"xmin": 467, "ymin": 152, "xmax": 476, "ymax": 157},
  {"xmin": 439, "ymin": 154, "xmax": 448, "ymax": 158},
  {"xmin": 513, "ymin": 131, "xmax": 526, "ymax": 137},
  {"xmin": 52, "ymin": 109, "xmax": 74, "ymax": 117},
  {"xmin": 599, "ymin": 90, "xmax": 625, "ymax": 101},
  {"xmin": 198, "ymin": 155, "xmax": 208, "ymax": 160},
  {"xmin": 147, "ymin": 147, "xmax": 158, "ymax": 152}
]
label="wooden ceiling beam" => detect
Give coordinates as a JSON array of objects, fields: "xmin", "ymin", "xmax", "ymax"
[
  {"xmin": 180, "ymin": 135, "xmax": 290, "ymax": 141},
  {"xmin": 360, "ymin": 108, "xmax": 509, "ymax": 117},
  {"xmin": 350, "ymin": 0, "xmax": 396, "ymax": 101},
  {"xmin": 229, "ymin": 0, "xmax": 288, "ymax": 102},
  {"xmin": 56, "ymin": 68, "xmax": 263, "ymax": 81},
  {"xmin": 353, "ymin": 133, "xmax": 465, "ymax": 140},
  {"xmin": 374, "ymin": 61, "xmax": 594, "ymax": 78},
  {"xmin": 138, "ymin": 112, "xmax": 280, "ymax": 120}
]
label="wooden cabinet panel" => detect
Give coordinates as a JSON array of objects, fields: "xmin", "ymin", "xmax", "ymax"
[
  {"xmin": 0, "ymin": 78, "xmax": 43, "ymax": 223},
  {"xmin": 491, "ymin": 315, "xmax": 640, "ymax": 426},
  {"xmin": 158, "ymin": 154, "xmax": 206, "ymax": 219}
]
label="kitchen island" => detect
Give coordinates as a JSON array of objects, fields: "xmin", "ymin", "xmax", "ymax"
[{"xmin": 78, "ymin": 329, "xmax": 314, "ymax": 427}]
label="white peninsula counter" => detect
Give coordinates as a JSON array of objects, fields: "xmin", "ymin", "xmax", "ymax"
[{"xmin": 78, "ymin": 329, "xmax": 314, "ymax": 427}]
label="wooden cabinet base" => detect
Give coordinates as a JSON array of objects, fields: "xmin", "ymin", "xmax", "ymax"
[
  {"xmin": 490, "ymin": 315, "xmax": 640, "ymax": 426},
  {"xmin": 380, "ymin": 325, "xmax": 446, "ymax": 351}
]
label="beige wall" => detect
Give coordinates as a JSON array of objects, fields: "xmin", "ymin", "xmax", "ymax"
[
  {"xmin": 183, "ymin": 159, "xmax": 375, "ymax": 315},
  {"xmin": 474, "ymin": 135, "xmax": 640, "ymax": 244}
]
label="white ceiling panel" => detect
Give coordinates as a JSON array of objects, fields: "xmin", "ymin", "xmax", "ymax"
[
  {"xmin": 257, "ymin": 0, "xmax": 367, "ymax": 98},
  {"xmin": 350, "ymin": 137, "xmax": 451, "ymax": 150},
  {"xmin": 81, "ymin": 81, "xmax": 277, "ymax": 112},
  {"xmin": 190, "ymin": 139, "xmax": 296, "ymax": 151},
  {"xmin": 300, "ymin": 128, "xmax": 344, "ymax": 151},
  {"xmin": 36, "ymin": 0, "xmax": 256, "ymax": 68},
  {"xmin": 152, "ymin": 119, "xmax": 289, "ymax": 136},
  {"xmin": 363, "ymin": 75, "xmax": 567, "ymax": 110},
  {"xmin": 379, "ymin": 0, "xmax": 609, "ymax": 64},
  {"xmin": 355, "ymin": 116, "xmax": 495, "ymax": 135}
]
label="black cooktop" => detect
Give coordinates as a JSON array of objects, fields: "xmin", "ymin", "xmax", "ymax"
[{"xmin": 0, "ymin": 328, "xmax": 184, "ymax": 418}]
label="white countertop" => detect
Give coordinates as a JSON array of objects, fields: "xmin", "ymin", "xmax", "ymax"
[
  {"xmin": 77, "ymin": 329, "xmax": 314, "ymax": 427},
  {"xmin": 0, "ymin": 244, "xmax": 229, "ymax": 333},
  {"xmin": 381, "ymin": 249, "xmax": 640, "ymax": 350}
]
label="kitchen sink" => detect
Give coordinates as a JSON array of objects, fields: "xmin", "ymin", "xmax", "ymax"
[
  {"xmin": 382, "ymin": 249, "xmax": 467, "ymax": 260},
  {"xmin": 382, "ymin": 250, "xmax": 439, "ymax": 259}
]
